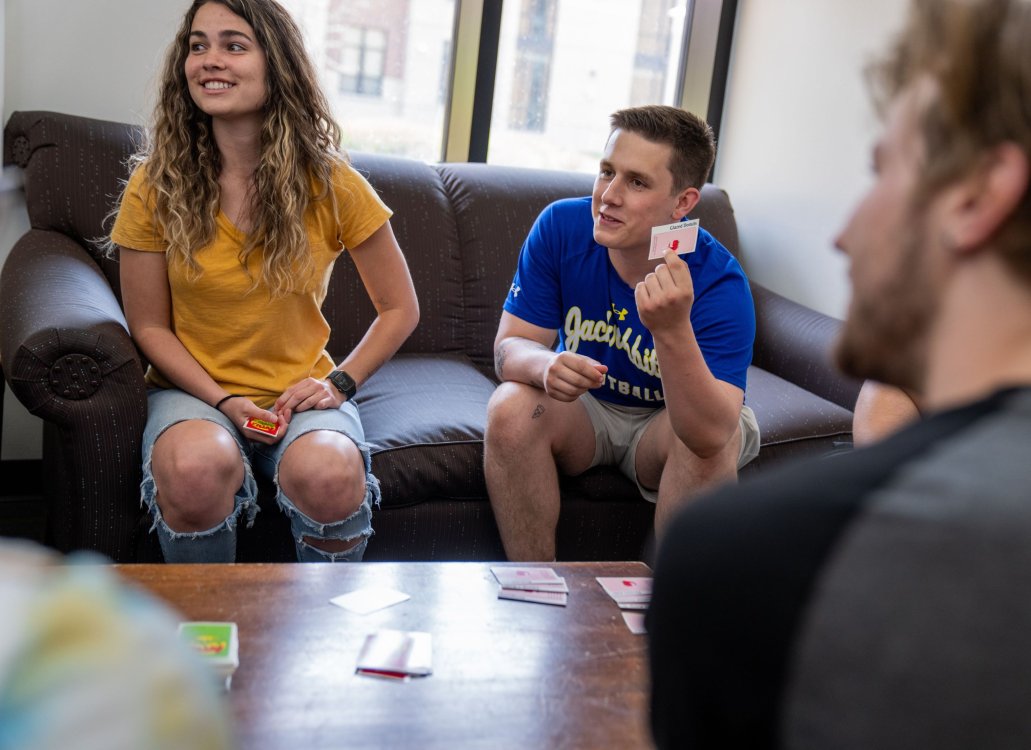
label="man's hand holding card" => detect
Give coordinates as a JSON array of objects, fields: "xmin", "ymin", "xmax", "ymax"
[
  {"xmin": 637, "ymin": 220, "xmax": 699, "ymax": 335},
  {"xmin": 542, "ymin": 350, "xmax": 608, "ymax": 403}
]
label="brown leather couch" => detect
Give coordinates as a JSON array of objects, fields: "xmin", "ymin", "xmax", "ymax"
[{"xmin": 0, "ymin": 111, "xmax": 861, "ymax": 563}]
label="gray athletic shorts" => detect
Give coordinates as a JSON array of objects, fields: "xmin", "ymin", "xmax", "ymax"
[{"xmin": 580, "ymin": 392, "xmax": 760, "ymax": 503}]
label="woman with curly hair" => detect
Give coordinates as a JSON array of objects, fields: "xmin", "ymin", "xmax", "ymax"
[{"xmin": 110, "ymin": 0, "xmax": 419, "ymax": 563}]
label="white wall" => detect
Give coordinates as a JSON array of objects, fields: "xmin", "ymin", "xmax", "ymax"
[
  {"xmin": 1, "ymin": 0, "xmax": 182, "ymax": 460},
  {"xmin": 715, "ymin": 0, "xmax": 909, "ymax": 319}
]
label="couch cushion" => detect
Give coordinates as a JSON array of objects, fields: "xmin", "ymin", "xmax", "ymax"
[
  {"xmin": 4, "ymin": 111, "xmax": 139, "ymax": 299},
  {"xmin": 745, "ymin": 365, "xmax": 854, "ymax": 473},
  {"xmin": 437, "ymin": 162, "xmax": 595, "ymax": 374},
  {"xmin": 356, "ymin": 354, "xmax": 496, "ymax": 508},
  {"xmin": 326, "ymin": 152, "xmax": 465, "ymax": 357}
]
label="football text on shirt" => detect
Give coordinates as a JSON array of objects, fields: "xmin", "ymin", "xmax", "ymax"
[{"xmin": 564, "ymin": 306, "xmax": 665, "ymax": 402}]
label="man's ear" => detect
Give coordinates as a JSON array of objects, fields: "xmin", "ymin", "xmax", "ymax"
[
  {"xmin": 945, "ymin": 142, "xmax": 1029, "ymax": 254},
  {"xmin": 672, "ymin": 186, "xmax": 701, "ymax": 220}
]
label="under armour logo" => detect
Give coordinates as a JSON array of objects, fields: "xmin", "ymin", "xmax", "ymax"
[
  {"xmin": 510, "ymin": 284, "xmax": 521, "ymax": 298},
  {"xmin": 611, "ymin": 303, "xmax": 628, "ymax": 321}
]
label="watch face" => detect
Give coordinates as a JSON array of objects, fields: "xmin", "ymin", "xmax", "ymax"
[{"xmin": 329, "ymin": 370, "xmax": 356, "ymax": 398}]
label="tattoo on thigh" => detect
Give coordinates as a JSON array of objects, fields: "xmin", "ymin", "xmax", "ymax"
[{"xmin": 531, "ymin": 403, "xmax": 546, "ymax": 419}]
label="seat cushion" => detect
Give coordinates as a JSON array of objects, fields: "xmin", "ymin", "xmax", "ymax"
[
  {"xmin": 355, "ymin": 354, "xmax": 496, "ymax": 509},
  {"xmin": 745, "ymin": 365, "xmax": 854, "ymax": 473}
]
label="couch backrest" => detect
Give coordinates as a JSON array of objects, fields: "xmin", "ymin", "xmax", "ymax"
[
  {"xmin": 5, "ymin": 111, "xmax": 743, "ymax": 378},
  {"xmin": 4, "ymin": 111, "xmax": 140, "ymax": 299}
]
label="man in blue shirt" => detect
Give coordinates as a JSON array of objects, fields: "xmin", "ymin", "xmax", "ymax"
[{"xmin": 485, "ymin": 105, "xmax": 758, "ymax": 561}]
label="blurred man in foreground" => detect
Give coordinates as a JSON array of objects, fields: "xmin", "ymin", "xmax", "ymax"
[{"xmin": 649, "ymin": 0, "xmax": 1031, "ymax": 747}]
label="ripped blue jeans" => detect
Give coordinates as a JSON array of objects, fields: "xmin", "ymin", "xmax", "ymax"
[{"xmin": 141, "ymin": 388, "xmax": 379, "ymax": 563}]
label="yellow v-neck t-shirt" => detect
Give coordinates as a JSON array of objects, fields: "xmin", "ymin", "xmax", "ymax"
[{"xmin": 112, "ymin": 162, "xmax": 392, "ymax": 408}]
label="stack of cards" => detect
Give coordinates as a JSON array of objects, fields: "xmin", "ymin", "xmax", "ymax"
[
  {"xmin": 178, "ymin": 621, "xmax": 239, "ymax": 690},
  {"xmin": 491, "ymin": 566, "xmax": 569, "ymax": 607},
  {"xmin": 597, "ymin": 578, "xmax": 653, "ymax": 635},
  {"xmin": 596, "ymin": 577, "xmax": 652, "ymax": 610},
  {"xmin": 356, "ymin": 629, "xmax": 432, "ymax": 681}
]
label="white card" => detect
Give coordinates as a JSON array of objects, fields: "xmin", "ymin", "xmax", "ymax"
[
  {"xmin": 490, "ymin": 566, "xmax": 563, "ymax": 587},
  {"xmin": 622, "ymin": 611, "xmax": 647, "ymax": 635},
  {"xmin": 649, "ymin": 218, "xmax": 699, "ymax": 260},
  {"xmin": 497, "ymin": 588, "xmax": 568, "ymax": 607},
  {"xmin": 330, "ymin": 587, "xmax": 410, "ymax": 615},
  {"xmin": 596, "ymin": 577, "xmax": 653, "ymax": 603},
  {"xmin": 495, "ymin": 579, "xmax": 569, "ymax": 593},
  {"xmin": 356, "ymin": 629, "xmax": 432, "ymax": 677}
]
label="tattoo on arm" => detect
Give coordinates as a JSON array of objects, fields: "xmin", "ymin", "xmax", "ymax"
[
  {"xmin": 495, "ymin": 338, "xmax": 551, "ymax": 380},
  {"xmin": 495, "ymin": 342, "xmax": 508, "ymax": 379},
  {"xmin": 531, "ymin": 403, "xmax": 546, "ymax": 419}
]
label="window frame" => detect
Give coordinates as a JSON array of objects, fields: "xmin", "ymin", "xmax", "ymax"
[{"xmin": 442, "ymin": 0, "xmax": 737, "ymax": 164}]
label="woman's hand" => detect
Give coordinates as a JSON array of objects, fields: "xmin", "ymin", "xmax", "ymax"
[
  {"xmin": 220, "ymin": 397, "xmax": 288, "ymax": 445},
  {"xmin": 274, "ymin": 377, "xmax": 344, "ymax": 421}
]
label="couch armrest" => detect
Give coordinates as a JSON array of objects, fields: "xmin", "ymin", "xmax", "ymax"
[
  {"xmin": 751, "ymin": 281, "xmax": 862, "ymax": 412},
  {"xmin": 0, "ymin": 229, "xmax": 147, "ymax": 560}
]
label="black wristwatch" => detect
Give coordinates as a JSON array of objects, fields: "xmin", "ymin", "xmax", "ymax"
[{"xmin": 327, "ymin": 369, "xmax": 357, "ymax": 400}]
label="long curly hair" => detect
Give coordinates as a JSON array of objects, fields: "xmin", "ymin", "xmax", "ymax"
[{"xmin": 120, "ymin": 0, "xmax": 343, "ymax": 296}]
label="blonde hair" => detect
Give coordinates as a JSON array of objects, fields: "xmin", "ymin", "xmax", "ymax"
[{"xmin": 116, "ymin": 0, "xmax": 344, "ymax": 296}]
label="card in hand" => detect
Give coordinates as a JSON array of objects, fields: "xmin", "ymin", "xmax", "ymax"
[
  {"xmin": 649, "ymin": 218, "xmax": 700, "ymax": 260},
  {"xmin": 243, "ymin": 417, "xmax": 281, "ymax": 437}
]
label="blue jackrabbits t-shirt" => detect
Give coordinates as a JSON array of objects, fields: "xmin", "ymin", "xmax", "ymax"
[{"xmin": 503, "ymin": 197, "xmax": 754, "ymax": 408}]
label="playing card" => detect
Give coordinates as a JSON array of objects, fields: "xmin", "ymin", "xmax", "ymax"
[
  {"xmin": 649, "ymin": 218, "xmax": 699, "ymax": 260},
  {"xmin": 490, "ymin": 566, "xmax": 563, "ymax": 587},
  {"xmin": 616, "ymin": 601, "xmax": 649, "ymax": 611},
  {"xmin": 330, "ymin": 587, "xmax": 410, "ymax": 615},
  {"xmin": 497, "ymin": 588, "xmax": 568, "ymax": 607},
  {"xmin": 243, "ymin": 416, "xmax": 281, "ymax": 437},
  {"xmin": 596, "ymin": 577, "xmax": 653, "ymax": 604},
  {"xmin": 495, "ymin": 579, "xmax": 569, "ymax": 593},
  {"xmin": 622, "ymin": 611, "xmax": 647, "ymax": 635},
  {"xmin": 356, "ymin": 629, "xmax": 432, "ymax": 679},
  {"xmin": 178, "ymin": 621, "xmax": 239, "ymax": 689}
]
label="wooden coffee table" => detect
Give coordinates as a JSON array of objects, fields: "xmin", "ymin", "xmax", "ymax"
[{"xmin": 117, "ymin": 561, "xmax": 653, "ymax": 749}]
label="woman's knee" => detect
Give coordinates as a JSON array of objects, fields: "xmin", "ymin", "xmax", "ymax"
[
  {"xmin": 151, "ymin": 420, "xmax": 243, "ymax": 524},
  {"xmin": 278, "ymin": 431, "xmax": 367, "ymax": 523}
]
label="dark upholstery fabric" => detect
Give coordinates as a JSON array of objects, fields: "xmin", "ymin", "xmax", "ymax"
[
  {"xmin": 0, "ymin": 229, "xmax": 146, "ymax": 561},
  {"xmin": 356, "ymin": 354, "xmax": 495, "ymax": 508},
  {"xmin": 438, "ymin": 162, "xmax": 595, "ymax": 374},
  {"xmin": 1, "ymin": 111, "xmax": 861, "ymax": 562},
  {"xmin": 330, "ymin": 153, "xmax": 465, "ymax": 358}
]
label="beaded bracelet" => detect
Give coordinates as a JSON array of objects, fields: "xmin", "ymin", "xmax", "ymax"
[{"xmin": 214, "ymin": 394, "xmax": 243, "ymax": 411}]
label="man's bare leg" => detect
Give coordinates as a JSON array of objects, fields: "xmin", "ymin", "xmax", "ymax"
[
  {"xmin": 636, "ymin": 411, "xmax": 742, "ymax": 536},
  {"xmin": 484, "ymin": 382, "xmax": 596, "ymax": 561}
]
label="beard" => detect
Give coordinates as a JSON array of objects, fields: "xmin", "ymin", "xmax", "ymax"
[{"xmin": 834, "ymin": 220, "xmax": 937, "ymax": 393}]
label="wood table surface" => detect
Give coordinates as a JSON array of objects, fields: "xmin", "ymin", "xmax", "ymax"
[{"xmin": 116, "ymin": 561, "xmax": 654, "ymax": 750}]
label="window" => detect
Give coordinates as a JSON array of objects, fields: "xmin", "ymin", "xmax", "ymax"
[
  {"xmin": 281, "ymin": 0, "xmax": 458, "ymax": 162},
  {"xmin": 507, "ymin": 0, "xmax": 557, "ymax": 132},
  {"xmin": 281, "ymin": 0, "xmax": 731, "ymax": 168},
  {"xmin": 488, "ymin": 0, "xmax": 691, "ymax": 173},
  {"xmin": 334, "ymin": 27, "xmax": 386, "ymax": 96}
]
